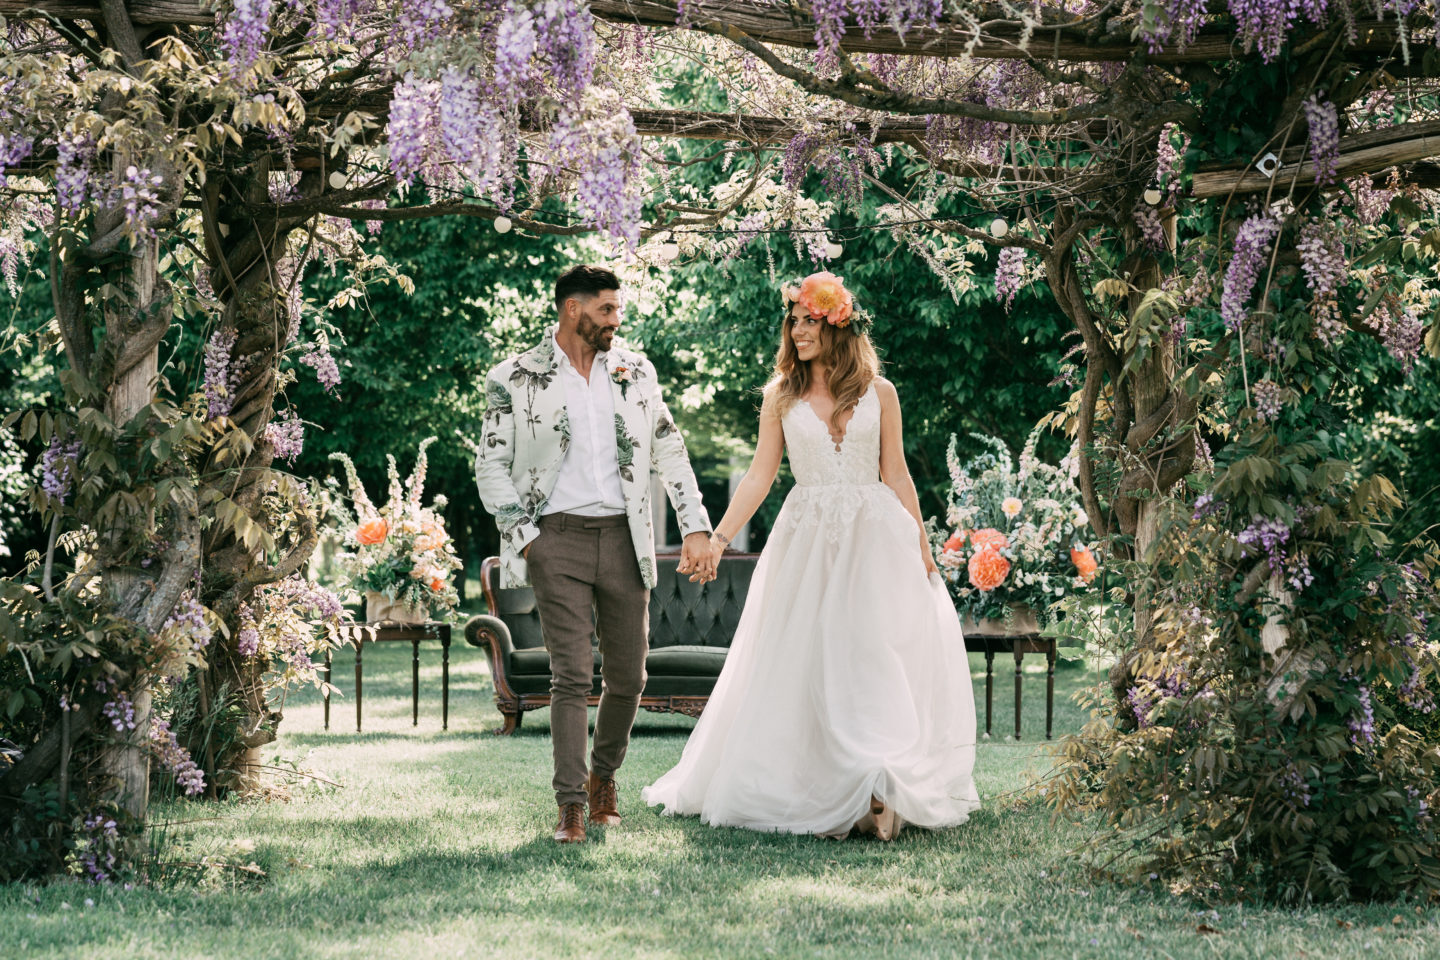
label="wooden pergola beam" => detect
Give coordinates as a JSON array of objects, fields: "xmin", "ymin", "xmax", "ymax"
[
  {"xmin": 0, "ymin": 0, "xmax": 1416, "ymax": 64},
  {"xmin": 1191, "ymin": 121, "xmax": 1440, "ymax": 197}
]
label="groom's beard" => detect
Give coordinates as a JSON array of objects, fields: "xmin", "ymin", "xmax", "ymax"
[{"xmin": 578, "ymin": 315, "xmax": 615, "ymax": 352}]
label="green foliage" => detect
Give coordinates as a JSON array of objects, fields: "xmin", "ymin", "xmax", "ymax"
[
  {"xmin": 294, "ymin": 204, "xmax": 580, "ymax": 569},
  {"xmin": 632, "ymin": 190, "xmax": 1072, "ymax": 523}
]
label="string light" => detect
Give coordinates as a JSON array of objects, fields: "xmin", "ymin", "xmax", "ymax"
[
  {"xmin": 989, "ymin": 218, "xmax": 1009, "ymax": 239},
  {"xmin": 1143, "ymin": 188, "xmax": 1162, "ymax": 206},
  {"xmin": 493, "ymin": 216, "xmax": 513, "ymax": 233},
  {"xmin": 823, "ymin": 239, "xmax": 843, "ymax": 259}
]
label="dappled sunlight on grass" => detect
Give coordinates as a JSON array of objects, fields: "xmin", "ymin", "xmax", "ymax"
[{"xmin": 7, "ymin": 644, "xmax": 1440, "ymax": 959}]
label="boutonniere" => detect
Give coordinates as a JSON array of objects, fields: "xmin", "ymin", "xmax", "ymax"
[{"xmin": 611, "ymin": 365, "xmax": 635, "ymax": 400}]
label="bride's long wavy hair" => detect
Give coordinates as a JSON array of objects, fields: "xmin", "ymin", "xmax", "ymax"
[{"xmin": 766, "ymin": 303, "xmax": 880, "ymax": 431}]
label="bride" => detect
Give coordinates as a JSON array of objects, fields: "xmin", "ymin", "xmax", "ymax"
[{"xmin": 642, "ymin": 272, "xmax": 980, "ymax": 840}]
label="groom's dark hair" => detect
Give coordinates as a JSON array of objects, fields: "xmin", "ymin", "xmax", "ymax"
[{"xmin": 554, "ymin": 264, "xmax": 620, "ymax": 310}]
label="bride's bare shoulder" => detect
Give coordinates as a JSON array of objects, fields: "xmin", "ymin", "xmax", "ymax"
[{"xmin": 872, "ymin": 377, "xmax": 900, "ymax": 405}]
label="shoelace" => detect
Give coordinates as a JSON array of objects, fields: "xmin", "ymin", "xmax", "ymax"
[
  {"xmin": 560, "ymin": 804, "xmax": 585, "ymax": 830},
  {"xmin": 593, "ymin": 779, "xmax": 617, "ymax": 810}
]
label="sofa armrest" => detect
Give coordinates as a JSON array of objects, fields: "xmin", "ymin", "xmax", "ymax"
[
  {"xmin": 467, "ymin": 614, "xmax": 513, "ymax": 657},
  {"xmin": 467, "ymin": 614, "xmax": 524, "ymax": 706}
]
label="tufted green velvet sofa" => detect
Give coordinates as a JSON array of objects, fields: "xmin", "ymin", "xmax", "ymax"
[{"xmin": 466, "ymin": 553, "xmax": 757, "ymax": 734}]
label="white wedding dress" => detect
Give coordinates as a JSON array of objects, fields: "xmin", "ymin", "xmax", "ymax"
[{"xmin": 642, "ymin": 383, "xmax": 981, "ymax": 835}]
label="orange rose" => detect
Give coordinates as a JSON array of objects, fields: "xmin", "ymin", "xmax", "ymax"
[
  {"xmin": 968, "ymin": 528, "xmax": 1010, "ymax": 553},
  {"xmin": 356, "ymin": 518, "xmax": 389, "ymax": 545},
  {"xmin": 797, "ymin": 272, "xmax": 854, "ymax": 326},
  {"xmin": 943, "ymin": 531, "xmax": 967, "ymax": 554},
  {"xmin": 968, "ymin": 547, "xmax": 1011, "ymax": 592},
  {"xmin": 1071, "ymin": 545, "xmax": 1099, "ymax": 583},
  {"xmin": 430, "ymin": 577, "xmax": 445, "ymax": 592}
]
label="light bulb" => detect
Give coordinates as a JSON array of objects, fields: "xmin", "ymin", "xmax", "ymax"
[
  {"xmin": 328, "ymin": 170, "xmax": 347, "ymax": 189},
  {"xmin": 823, "ymin": 240, "xmax": 843, "ymax": 259},
  {"xmin": 493, "ymin": 216, "xmax": 513, "ymax": 234},
  {"xmin": 659, "ymin": 241, "xmax": 681, "ymax": 262},
  {"xmin": 1143, "ymin": 188, "xmax": 1163, "ymax": 206},
  {"xmin": 989, "ymin": 217, "xmax": 1009, "ymax": 239}
]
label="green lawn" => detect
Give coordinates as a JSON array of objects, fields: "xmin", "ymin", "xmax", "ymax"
[{"xmin": 5, "ymin": 632, "xmax": 1438, "ymax": 959}]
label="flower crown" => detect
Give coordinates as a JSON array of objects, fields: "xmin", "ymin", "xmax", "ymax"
[{"xmin": 782, "ymin": 271, "xmax": 872, "ymax": 336}]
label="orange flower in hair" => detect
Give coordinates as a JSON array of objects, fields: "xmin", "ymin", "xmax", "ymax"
[
  {"xmin": 1070, "ymin": 545, "xmax": 1099, "ymax": 583},
  {"xmin": 797, "ymin": 271, "xmax": 854, "ymax": 326},
  {"xmin": 968, "ymin": 547, "xmax": 1011, "ymax": 592}
]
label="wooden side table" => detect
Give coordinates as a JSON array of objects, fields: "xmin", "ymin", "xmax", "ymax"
[
  {"xmin": 963, "ymin": 633, "xmax": 1058, "ymax": 740},
  {"xmin": 324, "ymin": 622, "xmax": 452, "ymax": 732}
]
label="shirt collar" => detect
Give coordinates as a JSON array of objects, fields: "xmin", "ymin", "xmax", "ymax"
[{"xmin": 552, "ymin": 330, "xmax": 608, "ymax": 371}]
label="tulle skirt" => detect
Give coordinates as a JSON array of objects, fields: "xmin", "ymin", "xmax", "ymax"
[{"xmin": 642, "ymin": 482, "xmax": 981, "ymax": 835}]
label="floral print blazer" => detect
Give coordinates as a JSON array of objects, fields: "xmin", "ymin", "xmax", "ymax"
[{"xmin": 474, "ymin": 326, "xmax": 712, "ymax": 589}]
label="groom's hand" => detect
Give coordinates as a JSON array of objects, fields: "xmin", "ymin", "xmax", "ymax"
[{"xmin": 679, "ymin": 532, "xmax": 716, "ymax": 583}]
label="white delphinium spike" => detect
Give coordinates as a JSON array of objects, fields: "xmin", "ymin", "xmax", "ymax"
[
  {"xmin": 386, "ymin": 454, "xmax": 404, "ymax": 513},
  {"xmin": 328, "ymin": 452, "xmax": 375, "ymax": 514},
  {"xmin": 408, "ymin": 436, "xmax": 438, "ymax": 509}
]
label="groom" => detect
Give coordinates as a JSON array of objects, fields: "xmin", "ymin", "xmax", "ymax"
[{"xmin": 474, "ymin": 264, "xmax": 715, "ymax": 843}]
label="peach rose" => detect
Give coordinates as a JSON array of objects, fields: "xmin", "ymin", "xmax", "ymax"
[
  {"xmin": 429, "ymin": 577, "xmax": 445, "ymax": 592},
  {"xmin": 415, "ymin": 532, "xmax": 446, "ymax": 553},
  {"xmin": 1071, "ymin": 545, "xmax": 1099, "ymax": 583},
  {"xmin": 797, "ymin": 272, "xmax": 854, "ymax": 326},
  {"xmin": 356, "ymin": 518, "xmax": 389, "ymax": 545},
  {"xmin": 968, "ymin": 528, "xmax": 1010, "ymax": 554},
  {"xmin": 943, "ymin": 531, "xmax": 967, "ymax": 554},
  {"xmin": 968, "ymin": 547, "xmax": 1011, "ymax": 592}
]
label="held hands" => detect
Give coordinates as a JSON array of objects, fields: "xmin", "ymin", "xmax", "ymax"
[{"xmin": 677, "ymin": 531, "xmax": 719, "ymax": 583}]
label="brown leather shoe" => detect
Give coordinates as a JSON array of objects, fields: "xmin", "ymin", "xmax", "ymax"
[
  {"xmin": 554, "ymin": 802, "xmax": 586, "ymax": 843},
  {"xmin": 587, "ymin": 771, "xmax": 621, "ymax": 826}
]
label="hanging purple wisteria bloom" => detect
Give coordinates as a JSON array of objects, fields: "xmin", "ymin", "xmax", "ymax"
[
  {"xmin": 1220, "ymin": 213, "xmax": 1280, "ymax": 330},
  {"xmin": 203, "ymin": 328, "xmax": 239, "ymax": 421},
  {"xmin": 1252, "ymin": 378, "xmax": 1283, "ymax": 421},
  {"xmin": 265, "ymin": 410, "xmax": 305, "ymax": 465},
  {"xmin": 1303, "ymin": 94, "xmax": 1340, "ymax": 185},
  {"xmin": 536, "ymin": 0, "xmax": 597, "ymax": 99},
  {"xmin": 151, "ymin": 717, "xmax": 207, "ymax": 796},
  {"xmin": 300, "ymin": 339, "xmax": 341, "ymax": 393},
  {"xmin": 395, "ymin": 0, "xmax": 453, "ymax": 52},
  {"xmin": 118, "ymin": 165, "xmax": 165, "ymax": 235},
  {"xmin": 493, "ymin": 0, "xmax": 538, "ymax": 105},
  {"xmin": 55, "ymin": 132, "xmax": 94, "ymax": 215},
  {"xmin": 994, "ymin": 246, "xmax": 1026, "ymax": 311},
  {"xmin": 220, "ymin": 0, "xmax": 273, "ymax": 70},
  {"xmin": 41, "ymin": 434, "xmax": 82, "ymax": 504},
  {"xmin": 386, "ymin": 74, "xmax": 438, "ymax": 185}
]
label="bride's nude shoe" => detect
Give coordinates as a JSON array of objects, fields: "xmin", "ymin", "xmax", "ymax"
[{"xmin": 860, "ymin": 795, "xmax": 905, "ymax": 842}]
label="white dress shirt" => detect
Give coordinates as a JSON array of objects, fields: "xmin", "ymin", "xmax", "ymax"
[{"xmin": 543, "ymin": 334, "xmax": 627, "ymax": 517}]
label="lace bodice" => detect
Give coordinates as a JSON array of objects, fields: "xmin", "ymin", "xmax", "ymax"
[{"xmin": 783, "ymin": 383, "xmax": 881, "ymax": 487}]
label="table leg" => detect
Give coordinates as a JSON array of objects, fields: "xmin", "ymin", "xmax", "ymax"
[
  {"xmin": 442, "ymin": 630, "xmax": 451, "ymax": 732},
  {"xmin": 355, "ymin": 635, "xmax": 363, "ymax": 733},
  {"xmin": 412, "ymin": 637, "xmax": 421, "ymax": 727},
  {"xmin": 1014, "ymin": 645, "xmax": 1024, "ymax": 741},
  {"xmin": 984, "ymin": 646, "xmax": 994, "ymax": 737},
  {"xmin": 324, "ymin": 646, "xmax": 332, "ymax": 731},
  {"xmin": 1046, "ymin": 642, "xmax": 1057, "ymax": 740}
]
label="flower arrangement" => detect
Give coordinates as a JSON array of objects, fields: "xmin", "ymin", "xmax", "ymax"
[
  {"xmin": 930, "ymin": 426, "xmax": 1100, "ymax": 627},
  {"xmin": 329, "ymin": 437, "xmax": 461, "ymax": 619}
]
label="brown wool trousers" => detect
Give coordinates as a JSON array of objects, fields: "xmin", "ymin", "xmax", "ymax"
[{"xmin": 527, "ymin": 512, "xmax": 649, "ymax": 807}]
